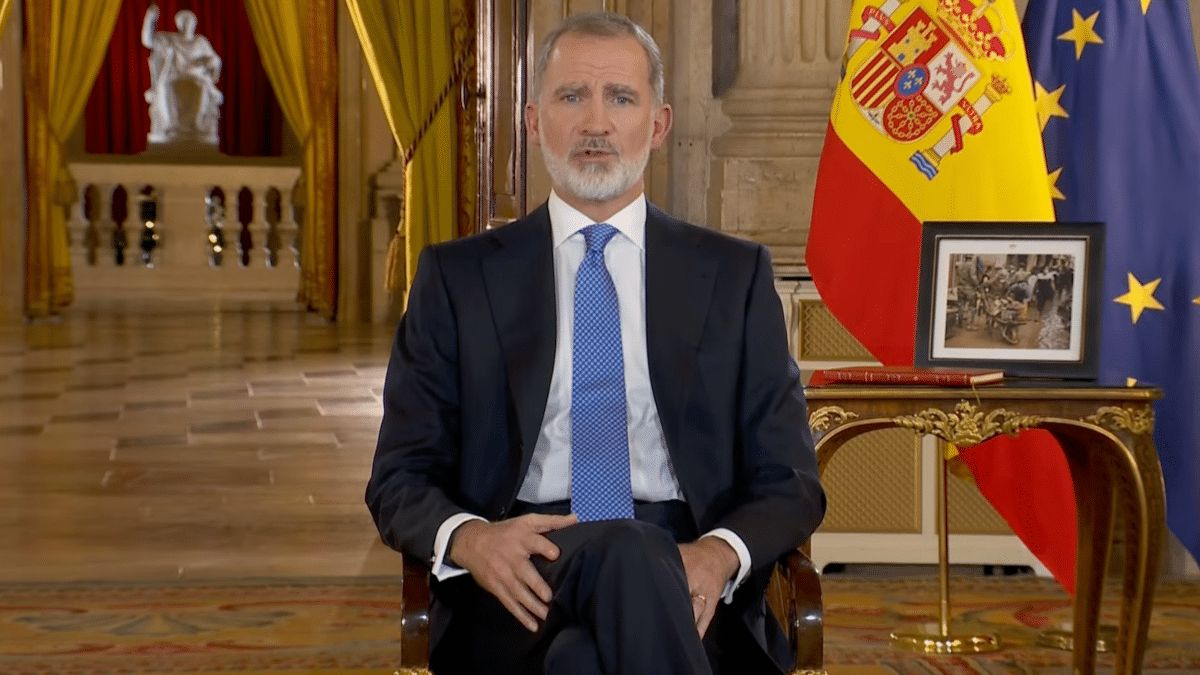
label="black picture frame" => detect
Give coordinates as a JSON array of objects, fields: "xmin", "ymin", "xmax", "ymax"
[{"xmin": 913, "ymin": 221, "xmax": 1105, "ymax": 379}]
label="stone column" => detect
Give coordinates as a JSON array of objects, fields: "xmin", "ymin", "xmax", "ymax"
[
  {"xmin": 337, "ymin": 0, "xmax": 402, "ymax": 323},
  {"xmin": 707, "ymin": 0, "xmax": 851, "ymax": 273}
]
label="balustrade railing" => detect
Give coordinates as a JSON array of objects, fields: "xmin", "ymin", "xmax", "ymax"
[{"xmin": 67, "ymin": 162, "xmax": 302, "ymax": 301}]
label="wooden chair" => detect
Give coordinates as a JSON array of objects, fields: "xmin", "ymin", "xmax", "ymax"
[{"xmin": 393, "ymin": 548, "xmax": 825, "ymax": 675}]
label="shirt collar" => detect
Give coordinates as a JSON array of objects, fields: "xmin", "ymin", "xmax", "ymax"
[{"xmin": 548, "ymin": 190, "xmax": 646, "ymax": 250}]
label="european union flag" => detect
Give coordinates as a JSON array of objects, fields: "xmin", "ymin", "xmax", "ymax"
[{"xmin": 1024, "ymin": 0, "xmax": 1200, "ymax": 564}]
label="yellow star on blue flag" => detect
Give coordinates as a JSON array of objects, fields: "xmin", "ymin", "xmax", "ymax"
[
  {"xmin": 1058, "ymin": 9, "xmax": 1104, "ymax": 59},
  {"xmin": 1035, "ymin": 81, "xmax": 1069, "ymax": 131},
  {"xmin": 1048, "ymin": 167, "xmax": 1066, "ymax": 201},
  {"xmin": 1114, "ymin": 272, "xmax": 1165, "ymax": 323}
]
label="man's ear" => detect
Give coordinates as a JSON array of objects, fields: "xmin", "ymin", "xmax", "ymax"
[
  {"xmin": 525, "ymin": 103, "xmax": 541, "ymax": 147},
  {"xmin": 650, "ymin": 103, "xmax": 673, "ymax": 151}
]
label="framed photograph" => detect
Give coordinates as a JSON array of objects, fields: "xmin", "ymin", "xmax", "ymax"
[{"xmin": 914, "ymin": 222, "xmax": 1105, "ymax": 379}]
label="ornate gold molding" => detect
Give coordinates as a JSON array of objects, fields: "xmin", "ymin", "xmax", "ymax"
[
  {"xmin": 1085, "ymin": 406, "xmax": 1154, "ymax": 436},
  {"xmin": 393, "ymin": 669, "xmax": 432, "ymax": 675},
  {"xmin": 891, "ymin": 401, "xmax": 1042, "ymax": 446},
  {"xmin": 809, "ymin": 406, "xmax": 859, "ymax": 432}
]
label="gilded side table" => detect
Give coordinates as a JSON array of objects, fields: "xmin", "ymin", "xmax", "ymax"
[{"xmin": 805, "ymin": 382, "xmax": 1165, "ymax": 675}]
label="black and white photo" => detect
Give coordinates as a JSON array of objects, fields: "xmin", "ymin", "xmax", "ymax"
[{"xmin": 914, "ymin": 222, "xmax": 1105, "ymax": 379}]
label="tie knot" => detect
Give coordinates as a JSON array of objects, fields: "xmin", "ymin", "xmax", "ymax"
[{"xmin": 582, "ymin": 224, "xmax": 619, "ymax": 254}]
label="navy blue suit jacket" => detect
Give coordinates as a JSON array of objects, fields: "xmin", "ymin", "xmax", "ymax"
[{"xmin": 367, "ymin": 202, "xmax": 825, "ymax": 671}]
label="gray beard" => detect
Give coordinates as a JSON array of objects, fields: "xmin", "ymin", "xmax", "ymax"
[{"xmin": 541, "ymin": 140, "xmax": 649, "ymax": 203}]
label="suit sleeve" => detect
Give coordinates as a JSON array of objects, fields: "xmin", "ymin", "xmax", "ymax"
[
  {"xmin": 715, "ymin": 245, "xmax": 826, "ymax": 574},
  {"xmin": 366, "ymin": 245, "xmax": 472, "ymax": 566}
]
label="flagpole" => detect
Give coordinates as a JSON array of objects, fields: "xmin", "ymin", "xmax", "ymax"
[
  {"xmin": 938, "ymin": 441, "xmax": 951, "ymax": 637},
  {"xmin": 891, "ymin": 439, "xmax": 1001, "ymax": 654}
]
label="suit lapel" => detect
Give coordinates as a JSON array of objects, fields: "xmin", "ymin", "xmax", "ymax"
[
  {"xmin": 481, "ymin": 206, "xmax": 557, "ymax": 467},
  {"xmin": 645, "ymin": 207, "xmax": 719, "ymax": 458}
]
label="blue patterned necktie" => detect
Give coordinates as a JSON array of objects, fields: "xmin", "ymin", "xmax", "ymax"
[{"xmin": 570, "ymin": 224, "xmax": 635, "ymax": 522}]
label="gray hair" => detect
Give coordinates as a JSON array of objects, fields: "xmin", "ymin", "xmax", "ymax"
[{"xmin": 532, "ymin": 12, "xmax": 664, "ymax": 105}]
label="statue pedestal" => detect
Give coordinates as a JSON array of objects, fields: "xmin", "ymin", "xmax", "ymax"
[{"xmin": 143, "ymin": 140, "xmax": 223, "ymax": 160}]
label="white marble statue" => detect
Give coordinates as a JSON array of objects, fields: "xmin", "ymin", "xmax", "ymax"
[{"xmin": 142, "ymin": 4, "xmax": 224, "ymax": 147}]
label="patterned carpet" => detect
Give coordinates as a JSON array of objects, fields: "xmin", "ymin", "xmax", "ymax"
[
  {"xmin": 1, "ymin": 575, "xmax": 1198, "ymax": 674},
  {"xmin": 0, "ymin": 577, "xmax": 403, "ymax": 674},
  {"xmin": 820, "ymin": 575, "xmax": 1200, "ymax": 674}
]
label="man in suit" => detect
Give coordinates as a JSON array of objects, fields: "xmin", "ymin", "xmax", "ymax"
[{"xmin": 367, "ymin": 11, "xmax": 825, "ymax": 675}]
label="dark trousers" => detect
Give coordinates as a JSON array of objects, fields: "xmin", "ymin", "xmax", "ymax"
[{"xmin": 430, "ymin": 500, "xmax": 777, "ymax": 675}]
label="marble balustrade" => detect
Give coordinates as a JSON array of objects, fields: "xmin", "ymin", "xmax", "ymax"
[{"xmin": 67, "ymin": 162, "xmax": 302, "ymax": 302}]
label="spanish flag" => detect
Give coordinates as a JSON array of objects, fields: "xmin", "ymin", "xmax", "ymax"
[{"xmin": 808, "ymin": 0, "xmax": 1079, "ymax": 592}]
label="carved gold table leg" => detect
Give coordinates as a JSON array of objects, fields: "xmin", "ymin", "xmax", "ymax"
[
  {"xmin": 1047, "ymin": 411, "xmax": 1163, "ymax": 675},
  {"xmin": 1113, "ymin": 429, "xmax": 1166, "ymax": 675},
  {"xmin": 1053, "ymin": 427, "xmax": 1114, "ymax": 675}
]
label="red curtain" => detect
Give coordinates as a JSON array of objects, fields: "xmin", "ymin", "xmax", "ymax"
[{"xmin": 84, "ymin": 0, "xmax": 283, "ymax": 156}]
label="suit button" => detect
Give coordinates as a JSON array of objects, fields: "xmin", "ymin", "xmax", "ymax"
[{"xmin": 499, "ymin": 507, "xmax": 507, "ymax": 518}]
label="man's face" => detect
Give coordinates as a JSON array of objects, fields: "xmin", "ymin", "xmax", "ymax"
[{"xmin": 526, "ymin": 32, "xmax": 671, "ymax": 208}]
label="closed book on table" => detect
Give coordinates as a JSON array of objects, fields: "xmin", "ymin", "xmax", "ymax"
[{"xmin": 809, "ymin": 366, "xmax": 1004, "ymax": 387}]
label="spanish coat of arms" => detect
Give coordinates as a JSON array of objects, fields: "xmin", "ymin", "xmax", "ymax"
[{"xmin": 843, "ymin": 0, "xmax": 1016, "ymax": 178}]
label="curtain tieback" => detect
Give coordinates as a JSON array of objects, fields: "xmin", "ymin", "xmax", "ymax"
[{"xmin": 400, "ymin": 39, "xmax": 474, "ymax": 168}]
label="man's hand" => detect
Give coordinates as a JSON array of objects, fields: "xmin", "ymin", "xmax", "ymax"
[
  {"xmin": 678, "ymin": 536, "xmax": 741, "ymax": 637},
  {"xmin": 448, "ymin": 513, "xmax": 578, "ymax": 632}
]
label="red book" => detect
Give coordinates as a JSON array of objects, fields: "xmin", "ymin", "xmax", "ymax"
[{"xmin": 808, "ymin": 366, "xmax": 1004, "ymax": 387}]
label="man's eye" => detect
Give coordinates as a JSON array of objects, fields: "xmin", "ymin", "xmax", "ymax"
[
  {"xmin": 563, "ymin": 94, "xmax": 580, "ymax": 102},
  {"xmin": 614, "ymin": 95, "xmax": 631, "ymax": 104}
]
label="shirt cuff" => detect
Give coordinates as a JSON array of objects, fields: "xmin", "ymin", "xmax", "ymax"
[
  {"xmin": 702, "ymin": 528, "xmax": 752, "ymax": 604},
  {"xmin": 431, "ymin": 513, "xmax": 488, "ymax": 581}
]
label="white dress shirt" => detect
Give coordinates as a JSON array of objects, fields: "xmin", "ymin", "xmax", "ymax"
[
  {"xmin": 519, "ymin": 191, "xmax": 680, "ymax": 504},
  {"xmin": 430, "ymin": 192, "xmax": 751, "ymax": 603}
]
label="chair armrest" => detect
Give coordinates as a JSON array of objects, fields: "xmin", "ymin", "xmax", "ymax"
[
  {"xmin": 777, "ymin": 548, "xmax": 825, "ymax": 674},
  {"xmin": 400, "ymin": 555, "xmax": 433, "ymax": 673}
]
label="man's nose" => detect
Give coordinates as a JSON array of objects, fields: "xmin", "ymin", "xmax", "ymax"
[{"xmin": 579, "ymin": 98, "xmax": 613, "ymax": 135}]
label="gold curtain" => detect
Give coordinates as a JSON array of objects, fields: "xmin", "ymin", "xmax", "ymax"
[
  {"xmin": 0, "ymin": 0, "xmax": 13, "ymax": 36},
  {"xmin": 344, "ymin": 0, "xmax": 475, "ymax": 294},
  {"xmin": 243, "ymin": 0, "xmax": 338, "ymax": 318},
  {"xmin": 22, "ymin": 0, "xmax": 121, "ymax": 317}
]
